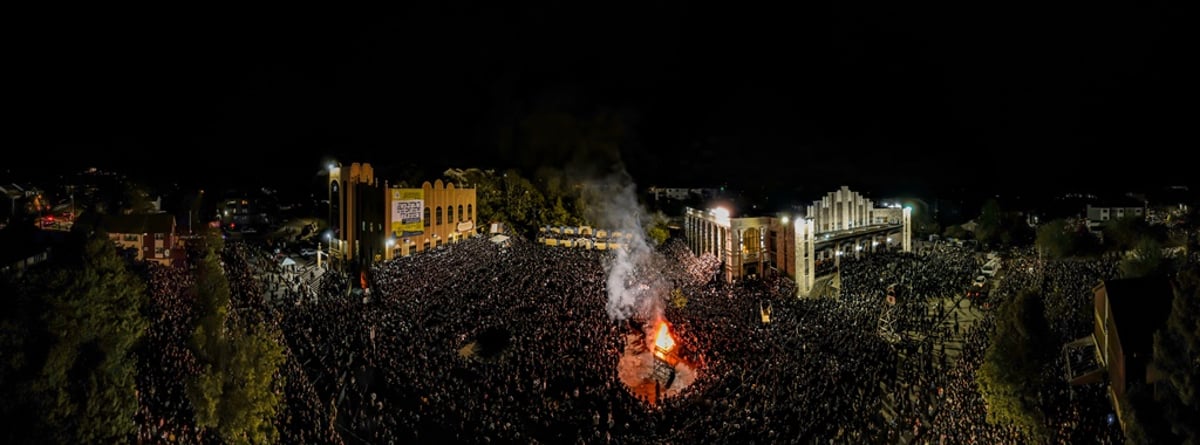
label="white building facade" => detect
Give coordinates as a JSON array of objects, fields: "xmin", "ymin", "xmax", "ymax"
[{"xmin": 807, "ymin": 186, "xmax": 876, "ymax": 233}]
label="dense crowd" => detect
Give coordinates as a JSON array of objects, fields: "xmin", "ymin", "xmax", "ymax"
[{"xmin": 130, "ymin": 233, "xmax": 1132, "ymax": 443}]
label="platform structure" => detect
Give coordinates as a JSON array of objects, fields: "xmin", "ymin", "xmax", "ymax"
[{"xmin": 878, "ymin": 284, "xmax": 901, "ymax": 344}]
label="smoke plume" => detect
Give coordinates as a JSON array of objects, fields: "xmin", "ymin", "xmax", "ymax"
[{"xmin": 580, "ymin": 168, "xmax": 667, "ymax": 321}]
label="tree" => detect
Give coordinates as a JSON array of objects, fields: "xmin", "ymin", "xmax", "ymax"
[
  {"xmin": 975, "ymin": 199, "xmax": 1003, "ymax": 245},
  {"xmin": 1123, "ymin": 380, "xmax": 1171, "ymax": 444},
  {"xmin": 1103, "ymin": 214, "xmax": 1152, "ymax": 252},
  {"xmin": 943, "ymin": 224, "xmax": 971, "ymax": 241},
  {"xmin": 1143, "ymin": 265, "xmax": 1200, "ymax": 444},
  {"xmin": 1036, "ymin": 219, "xmax": 1098, "ymax": 259},
  {"xmin": 647, "ymin": 211, "xmax": 670, "ymax": 246},
  {"xmin": 1000, "ymin": 212, "xmax": 1035, "ymax": 246},
  {"xmin": 33, "ymin": 229, "xmax": 149, "ymax": 443},
  {"xmin": 544, "ymin": 197, "xmax": 573, "ymax": 227},
  {"xmin": 0, "ymin": 264, "xmax": 54, "ymax": 443},
  {"xmin": 976, "ymin": 288, "xmax": 1053, "ymax": 440},
  {"xmin": 912, "ymin": 204, "xmax": 941, "ymax": 239},
  {"xmin": 188, "ymin": 232, "xmax": 285, "ymax": 444},
  {"xmin": 1120, "ymin": 237, "xmax": 1165, "ymax": 278},
  {"xmin": 455, "ymin": 169, "xmax": 503, "ymax": 228},
  {"xmin": 122, "ymin": 181, "xmax": 157, "ymax": 214},
  {"xmin": 499, "ymin": 169, "xmax": 546, "ymax": 237}
]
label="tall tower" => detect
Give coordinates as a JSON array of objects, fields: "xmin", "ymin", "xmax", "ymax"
[
  {"xmin": 329, "ymin": 162, "xmax": 384, "ymax": 267},
  {"xmin": 794, "ymin": 218, "xmax": 815, "ymax": 297},
  {"xmin": 902, "ymin": 206, "xmax": 912, "ymax": 253}
]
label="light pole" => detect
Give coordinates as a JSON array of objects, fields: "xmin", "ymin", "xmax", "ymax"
[
  {"xmin": 325, "ymin": 231, "xmax": 333, "ymax": 269},
  {"xmin": 327, "ymin": 162, "xmax": 337, "ymax": 239}
]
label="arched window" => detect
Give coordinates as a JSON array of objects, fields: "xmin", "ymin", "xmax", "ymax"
[
  {"xmin": 467, "ymin": 204, "xmax": 473, "ymax": 221},
  {"xmin": 448, "ymin": 205, "xmax": 455, "ymax": 223},
  {"xmin": 424, "ymin": 207, "xmax": 431, "ymax": 227},
  {"xmin": 436, "ymin": 207, "xmax": 443, "ymax": 225},
  {"xmin": 458, "ymin": 205, "xmax": 465, "ymax": 221}
]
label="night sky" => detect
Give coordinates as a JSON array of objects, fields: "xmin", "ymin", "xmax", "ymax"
[{"xmin": 14, "ymin": 5, "xmax": 1192, "ymax": 196}]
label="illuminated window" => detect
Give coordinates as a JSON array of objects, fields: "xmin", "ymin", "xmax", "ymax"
[
  {"xmin": 448, "ymin": 205, "xmax": 455, "ymax": 223},
  {"xmin": 424, "ymin": 207, "xmax": 431, "ymax": 227},
  {"xmin": 436, "ymin": 207, "xmax": 443, "ymax": 225}
]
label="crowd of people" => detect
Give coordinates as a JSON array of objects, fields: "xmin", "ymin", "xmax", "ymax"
[{"xmin": 129, "ymin": 232, "xmax": 1136, "ymax": 443}]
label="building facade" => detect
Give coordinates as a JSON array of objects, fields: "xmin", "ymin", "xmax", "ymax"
[
  {"xmin": 649, "ymin": 187, "xmax": 720, "ymax": 202},
  {"xmin": 329, "ymin": 162, "xmax": 479, "ymax": 266},
  {"xmin": 217, "ymin": 195, "xmax": 272, "ymax": 230},
  {"xmin": 1086, "ymin": 204, "xmax": 1146, "ymax": 232},
  {"xmin": 686, "ymin": 186, "xmax": 911, "ymax": 298},
  {"xmin": 101, "ymin": 213, "xmax": 178, "ymax": 266},
  {"xmin": 386, "ymin": 179, "xmax": 477, "ymax": 258},
  {"xmin": 807, "ymin": 186, "xmax": 876, "ymax": 233},
  {"xmin": 1091, "ymin": 276, "xmax": 1173, "ymax": 431},
  {"xmin": 683, "ymin": 207, "xmax": 735, "ymax": 283},
  {"xmin": 328, "ymin": 162, "xmax": 387, "ymax": 267}
]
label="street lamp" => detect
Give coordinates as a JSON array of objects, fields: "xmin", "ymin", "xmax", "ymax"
[{"xmin": 324, "ymin": 231, "xmax": 333, "ymax": 268}]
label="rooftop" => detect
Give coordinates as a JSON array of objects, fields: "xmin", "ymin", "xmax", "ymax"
[
  {"xmin": 100, "ymin": 213, "xmax": 176, "ymax": 235},
  {"xmin": 1100, "ymin": 275, "xmax": 1175, "ymax": 363}
]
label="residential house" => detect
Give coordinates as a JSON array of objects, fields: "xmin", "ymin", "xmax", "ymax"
[{"xmin": 101, "ymin": 213, "xmax": 179, "ymax": 266}]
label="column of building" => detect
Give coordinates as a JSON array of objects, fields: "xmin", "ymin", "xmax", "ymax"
[
  {"xmin": 794, "ymin": 218, "xmax": 815, "ymax": 297},
  {"xmin": 902, "ymin": 207, "xmax": 912, "ymax": 253},
  {"xmin": 718, "ymin": 225, "xmax": 731, "ymax": 283}
]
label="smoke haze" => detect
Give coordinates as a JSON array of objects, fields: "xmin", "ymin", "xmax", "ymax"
[{"xmin": 580, "ymin": 168, "xmax": 667, "ymax": 320}]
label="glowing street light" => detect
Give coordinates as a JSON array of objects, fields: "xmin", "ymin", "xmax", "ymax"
[{"xmin": 711, "ymin": 206, "xmax": 731, "ymax": 225}]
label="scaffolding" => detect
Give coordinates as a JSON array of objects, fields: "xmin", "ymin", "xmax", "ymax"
[{"xmin": 878, "ymin": 284, "xmax": 900, "ymax": 344}]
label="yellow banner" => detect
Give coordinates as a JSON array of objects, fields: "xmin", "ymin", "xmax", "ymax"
[{"xmin": 391, "ymin": 188, "xmax": 424, "ymax": 236}]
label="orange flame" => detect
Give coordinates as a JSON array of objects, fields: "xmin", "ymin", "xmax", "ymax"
[{"xmin": 653, "ymin": 321, "xmax": 675, "ymax": 358}]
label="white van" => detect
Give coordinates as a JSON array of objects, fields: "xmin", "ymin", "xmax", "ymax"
[{"xmin": 981, "ymin": 259, "xmax": 999, "ymax": 277}]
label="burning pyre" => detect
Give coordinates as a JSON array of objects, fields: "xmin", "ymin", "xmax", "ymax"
[
  {"xmin": 653, "ymin": 320, "xmax": 676, "ymax": 360},
  {"xmin": 617, "ymin": 317, "xmax": 699, "ymax": 405}
]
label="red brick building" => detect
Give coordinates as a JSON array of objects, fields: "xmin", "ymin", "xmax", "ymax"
[{"xmin": 101, "ymin": 213, "xmax": 179, "ymax": 266}]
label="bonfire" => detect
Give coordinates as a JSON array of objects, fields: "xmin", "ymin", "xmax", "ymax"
[{"xmin": 653, "ymin": 320, "xmax": 676, "ymax": 360}]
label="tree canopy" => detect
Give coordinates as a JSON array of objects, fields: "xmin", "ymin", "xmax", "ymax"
[
  {"xmin": 0, "ymin": 228, "xmax": 149, "ymax": 443},
  {"xmin": 1119, "ymin": 237, "xmax": 1165, "ymax": 279},
  {"xmin": 187, "ymin": 232, "xmax": 285, "ymax": 444},
  {"xmin": 1142, "ymin": 265, "xmax": 1200, "ymax": 444},
  {"xmin": 1036, "ymin": 219, "xmax": 1099, "ymax": 259},
  {"xmin": 976, "ymin": 288, "xmax": 1054, "ymax": 440}
]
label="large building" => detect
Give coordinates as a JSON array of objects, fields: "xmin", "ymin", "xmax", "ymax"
[
  {"xmin": 328, "ymin": 162, "xmax": 477, "ymax": 266},
  {"xmin": 386, "ymin": 179, "xmax": 477, "ymax": 258},
  {"xmin": 327, "ymin": 162, "xmax": 386, "ymax": 268},
  {"xmin": 1091, "ymin": 276, "xmax": 1174, "ymax": 431},
  {"xmin": 685, "ymin": 186, "xmax": 911, "ymax": 297},
  {"xmin": 807, "ymin": 186, "xmax": 875, "ymax": 232},
  {"xmin": 1086, "ymin": 202, "xmax": 1145, "ymax": 233},
  {"xmin": 100, "ymin": 213, "xmax": 179, "ymax": 266},
  {"xmin": 649, "ymin": 187, "xmax": 719, "ymax": 202}
]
